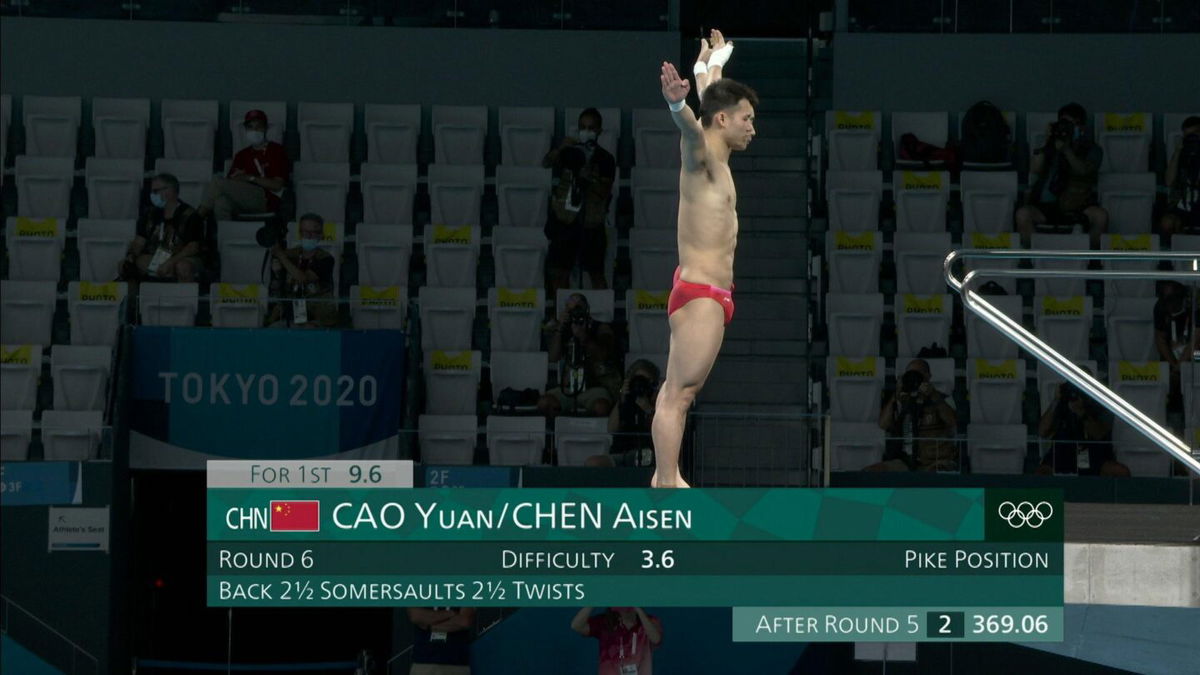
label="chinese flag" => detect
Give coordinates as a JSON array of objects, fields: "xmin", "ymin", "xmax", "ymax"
[{"xmin": 269, "ymin": 500, "xmax": 320, "ymax": 532}]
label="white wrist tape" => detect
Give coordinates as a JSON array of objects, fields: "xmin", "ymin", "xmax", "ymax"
[
  {"xmin": 708, "ymin": 42, "xmax": 734, "ymax": 69},
  {"xmin": 668, "ymin": 99, "xmax": 687, "ymax": 113},
  {"xmin": 693, "ymin": 61, "xmax": 709, "ymax": 76}
]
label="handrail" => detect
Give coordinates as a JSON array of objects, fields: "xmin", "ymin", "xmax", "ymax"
[
  {"xmin": 0, "ymin": 594, "xmax": 99, "ymax": 673},
  {"xmin": 944, "ymin": 248, "xmax": 1200, "ymax": 477}
]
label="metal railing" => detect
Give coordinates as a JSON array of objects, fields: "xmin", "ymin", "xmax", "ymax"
[
  {"xmin": 0, "ymin": 594, "xmax": 99, "ymax": 675},
  {"xmin": 944, "ymin": 248, "xmax": 1200, "ymax": 477}
]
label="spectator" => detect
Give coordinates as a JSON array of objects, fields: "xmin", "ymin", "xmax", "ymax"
[
  {"xmin": 1161, "ymin": 116, "xmax": 1200, "ymax": 241},
  {"xmin": 1154, "ymin": 281, "xmax": 1199, "ymax": 405},
  {"xmin": 585, "ymin": 359, "xmax": 660, "ymax": 467},
  {"xmin": 407, "ymin": 607, "xmax": 476, "ymax": 675},
  {"xmin": 538, "ymin": 293, "xmax": 621, "ymax": 418},
  {"xmin": 266, "ymin": 212, "xmax": 338, "ymax": 328},
  {"xmin": 120, "ymin": 173, "xmax": 204, "ymax": 283},
  {"xmin": 1016, "ymin": 103, "xmax": 1108, "ymax": 249},
  {"xmin": 544, "ymin": 108, "xmax": 617, "ymax": 295},
  {"xmin": 868, "ymin": 358, "xmax": 958, "ymax": 472},
  {"xmin": 571, "ymin": 606, "xmax": 663, "ymax": 675},
  {"xmin": 1035, "ymin": 376, "xmax": 1129, "ymax": 477},
  {"xmin": 196, "ymin": 109, "xmax": 290, "ymax": 221}
]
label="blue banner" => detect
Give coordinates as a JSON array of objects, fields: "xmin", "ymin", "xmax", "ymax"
[
  {"xmin": 0, "ymin": 462, "xmax": 83, "ymax": 506},
  {"xmin": 130, "ymin": 328, "xmax": 405, "ymax": 469}
]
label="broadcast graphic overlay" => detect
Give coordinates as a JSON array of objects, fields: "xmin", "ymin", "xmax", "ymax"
[{"xmin": 207, "ymin": 462, "xmax": 1063, "ymax": 642}]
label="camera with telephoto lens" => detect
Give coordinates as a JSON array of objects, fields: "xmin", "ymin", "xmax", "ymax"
[
  {"xmin": 627, "ymin": 374, "xmax": 655, "ymax": 400},
  {"xmin": 568, "ymin": 304, "xmax": 590, "ymax": 326},
  {"xmin": 900, "ymin": 370, "xmax": 925, "ymax": 395},
  {"xmin": 1182, "ymin": 133, "xmax": 1200, "ymax": 170},
  {"xmin": 255, "ymin": 216, "xmax": 288, "ymax": 248},
  {"xmin": 1050, "ymin": 118, "xmax": 1075, "ymax": 142}
]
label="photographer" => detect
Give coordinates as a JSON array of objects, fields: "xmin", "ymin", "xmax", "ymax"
[
  {"xmin": 538, "ymin": 293, "xmax": 622, "ymax": 418},
  {"xmin": 1160, "ymin": 116, "xmax": 1200, "ymax": 240},
  {"xmin": 1016, "ymin": 103, "xmax": 1108, "ymax": 249},
  {"xmin": 582, "ymin": 359, "xmax": 661, "ymax": 467},
  {"xmin": 543, "ymin": 108, "xmax": 617, "ymax": 295},
  {"xmin": 571, "ymin": 606, "xmax": 663, "ymax": 675},
  {"xmin": 407, "ymin": 607, "xmax": 475, "ymax": 675},
  {"xmin": 869, "ymin": 359, "xmax": 957, "ymax": 472},
  {"xmin": 121, "ymin": 173, "xmax": 204, "ymax": 283},
  {"xmin": 1154, "ymin": 281, "xmax": 1199, "ymax": 405},
  {"xmin": 266, "ymin": 212, "xmax": 338, "ymax": 329},
  {"xmin": 1036, "ymin": 379, "xmax": 1128, "ymax": 477}
]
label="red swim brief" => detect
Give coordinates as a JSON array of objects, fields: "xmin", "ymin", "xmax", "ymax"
[{"xmin": 667, "ymin": 266, "xmax": 735, "ymax": 325}]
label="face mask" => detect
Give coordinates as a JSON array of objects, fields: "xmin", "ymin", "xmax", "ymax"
[
  {"xmin": 245, "ymin": 129, "xmax": 266, "ymax": 146},
  {"xmin": 578, "ymin": 129, "xmax": 598, "ymax": 144},
  {"xmin": 300, "ymin": 238, "xmax": 320, "ymax": 251},
  {"xmin": 149, "ymin": 193, "xmax": 167, "ymax": 209}
]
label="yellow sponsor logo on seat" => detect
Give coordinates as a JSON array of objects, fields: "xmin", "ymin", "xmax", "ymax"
[
  {"xmin": 497, "ymin": 288, "xmax": 538, "ymax": 308},
  {"xmin": 902, "ymin": 294, "xmax": 945, "ymax": 314},
  {"xmin": 359, "ymin": 286, "xmax": 400, "ymax": 307},
  {"xmin": 14, "ymin": 217, "xmax": 59, "ymax": 238},
  {"xmin": 1103, "ymin": 113, "xmax": 1146, "ymax": 133},
  {"xmin": 1041, "ymin": 296, "xmax": 1084, "ymax": 316},
  {"xmin": 431, "ymin": 350, "xmax": 473, "ymax": 371},
  {"xmin": 833, "ymin": 230, "xmax": 876, "ymax": 251},
  {"xmin": 78, "ymin": 281, "xmax": 120, "ymax": 303},
  {"xmin": 432, "ymin": 225, "xmax": 472, "ymax": 245},
  {"xmin": 901, "ymin": 171, "xmax": 943, "ymax": 191},
  {"xmin": 970, "ymin": 232, "xmax": 1013, "ymax": 249},
  {"xmin": 216, "ymin": 283, "xmax": 261, "ymax": 304},
  {"xmin": 0, "ymin": 345, "xmax": 34, "ymax": 365},
  {"xmin": 634, "ymin": 290, "xmax": 669, "ymax": 311},
  {"xmin": 1107, "ymin": 234, "xmax": 1152, "ymax": 251},
  {"xmin": 834, "ymin": 111, "xmax": 876, "ymax": 130},
  {"xmin": 975, "ymin": 359, "xmax": 1018, "ymax": 379},
  {"xmin": 835, "ymin": 356, "xmax": 877, "ymax": 378},
  {"xmin": 1117, "ymin": 361, "xmax": 1160, "ymax": 382}
]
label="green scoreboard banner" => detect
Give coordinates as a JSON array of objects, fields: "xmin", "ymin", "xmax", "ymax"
[{"xmin": 206, "ymin": 461, "xmax": 1063, "ymax": 642}]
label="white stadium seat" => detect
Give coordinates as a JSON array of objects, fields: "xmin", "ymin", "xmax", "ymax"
[
  {"xmin": 293, "ymin": 162, "xmax": 350, "ymax": 224},
  {"xmin": 1033, "ymin": 295, "xmax": 1093, "ymax": 362},
  {"xmin": 495, "ymin": 166, "xmax": 551, "ymax": 228},
  {"xmin": 487, "ymin": 287, "xmax": 544, "ymax": 353},
  {"xmin": 891, "ymin": 112, "xmax": 948, "ymax": 168},
  {"xmin": 967, "ymin": 359, "xmax": 1026, "ymax": 425},
  {"xmin": 825, "ymin": 110, "xmax": 880, "ymax": 170},
  {"xmin": 423, "ymin": 224, "xmax": 480, "ymax": 288},
  {"xmin": 92, "ymin": 97, "xmax": 150, "ymax": 159},
  {"xmin": 51, "ymin": 344, "xmax": 111, "ymax": 412},
  {"xmin": 626, "ymin": 290, "xmax": 670, "ymax": 353},
  {"xmin": 161, "ymin": 99, "xmax": 217, "ymax": 161},
  {"xmin": 1, "ymin": 281, "xmax": 57, "ymax": 346},
  {"xmin": 41, "ymin": 410, "xmax": 103, "ymax": 461},
  {"xmin": 423, "ymin": 351, "xmax": 481, "ymax": 415},
  {"xmin": 0, "ymin": 409, "xmax": 33, "ymax": 461},
  {"xmin": 895, "ymin": 293, "xmax": 952, "ymax": 358},
  {"xmin": 1101, "ymin": 234, "xmax": 1158, "ymax": 298},
  {"xmin": 1095, "ymin": 112, "xmax": 1152, "ymax": 173},
  {"xmin": 825, "ymin": 230, "xmax": 881, "ymax": 294},
  {"xmin": 67, "ymin": 281, "xmax": 127, "ymax": 346},
  {"xmin": 892, "ymin": 170, "xmax": 949, "ymax": 233},
  {"xmin": 632, "ymin": 108, "xmax": 679, "ymax": 169},
  {"xmin": 555, "ymin": 416, "xmax": 611, "ymax": 466},
  {"xmin": 209, "ymin": 283, "xmax": 267, "ymax": 328},
  {"xmin": 629, "ymin": 228, "xmax": 677, "ymax": 290},
  {"xmin": 419, "ymin": 414, "xmax": 478, "ymax": 465},
  {"xmin": 428, "ymin": 164, "xmax": 485, "ymax": 228},
  {"xmin": 349, "ymin": 285, "xmax": 407, "ymax": 330},
  {"xmin": 77, "ymin": 218, "xmax": 136, "ymax": 283},
  {"xmin": 829, "ymin": 422, "xmax": 884, "ymax": 471},
  {"xmin": 1030, "ymin": 233, "xmax": 1090, "ymax": 297},
  {"xmin": 356, "ymin": 224, "xmax": 413, "ymax": 288},
  {"xmin": 298, "ymin": 101, "xmax": 353, "ymax": 162},
  {"xmin": 826, "ymin": 170, "xmax": 882, "ymax": 231},
  {"xmin": 419, "ymin": 287, "xmax": 476, "ymax": 351},
  {"xmin": 23, "ymin": 95, "xmax": 81, "ymax": 157},
  {"xmin": 631, "ymin": 168, "xmax": 679, "ymax": 230},
  {"xmin": 15, "ymin": 156, "xmax": 73, "ymax": 219},
  {"xmin": 826, "ymin": 356, "xmax": 884, "ymax": 422},
  {"xmin": 138, "ymin": 283, "xmax": 199, "ymax": 327},
  {"xmin": 826, "ymin": 293, "xmax": 883, "ymax": 357},
  {"xmin": 360, "ymin": 163, "xmax": 418, "ymax": 225},
  {"xmin": 967, "ymin": 423, "xmax": 1027, "ymax": 474},
  {"xmin": 491, "ymin": 226, "xmax": 547, "ymax": 289},
  {"xmin": 965, "ymin": 294, "xmax": 1023, "ymax": 360},
  {"xmin": 432, "ymin": 105, "xmax": 487, "ymax": 165},
  {"xmin": 1099, "ymin": 172, "xmax": 1156, "ymax": 235},
  {"xmin": 489, "ymin": 351, "xmax": 549, "ymax": 402},
  {"xmin": 499, "ymin": 106, "xmax": 554, "ymax": 167},
  {"xmin": 365, "ymin": 103, "xmax": 421, "ymax": 165},
  {"xmin": 85, "ymin": 157, "xmax": 143, "ymax": 219},
  {"xmin": 487, "ymin": 415, "xmax": 547, "ymax": 466},
  {"xmin": 960, "ymin": 171, "xmax": 1018, "ymax": 233},
  {"xmin": 1, "ymin": 344, "xmax": 42, "ymax": 411},
  {"xmin": 893, "ymin": 232, "xmax": 952, "ymax": 295},
  {"xmin": 1104, "ymin": 297, "xmax": 1158, "ymax": 362},
  {"xmin": 5, "ymin": 216, "xmax": 65, "ymax": 281}
]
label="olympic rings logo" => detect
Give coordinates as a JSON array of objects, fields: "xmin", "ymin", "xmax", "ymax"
[{"xmin": 997, "ymin": 501, "xmax": 1055, "ymax": 529}]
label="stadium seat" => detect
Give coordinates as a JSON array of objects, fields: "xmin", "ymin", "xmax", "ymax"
[
  {"xmin": 1113, "ymin": 425, "xmax": 1171, "ymax": 478},
  {"xmin": 499, "ymin": 106, "xmax": 553, "ymax": 167},
  {"xmin": 1164, "ymin": 113, "xmax": 1200, "ymax": 160},
  {"xmin": 958, "ymin": 109, "xmax": 1016, "ymax": 169},
  {"xmin": 67, "ymin": 281, "xmax": 127, "ymax": 346},
  {"xmin": 891, "ymin": 112, "xmax": 948, "ymax": 168},
  {"xmin": 1190, "ymin": 427, "xmax": 1200, "ymax": 455},
  {"xmin": 1035, "ymin": 360, "xmax": 1098, "ymax": 413},
  {"xmin": 825, "ymin": 110, "xmax": 880, "ymax": 170},
  {"xmin": 960, "ymin": 171, "xmax": 1019, "ymax": 233},
  {"xmin": 1183, "ymin": 363, "xmax": 1198, "ymax": 431},
  {"xmin": 0, "ymin": 409, "xmax": 33, "ymax": 461},
  {"xmin": 0, "ymin": 344, "xmax": 42, "ymax": 411},
  {"xmin": 1099, "ymin": 173, "xmax": 1156, "ymax": 235},
  {"xmin": 0, "ymin": 94, "xmax": 10, "ymax": 173},
  {"xmin": 826, "ymin": 170, "xmax": 882, "ymax": 231},
  {"xmin": 626, "ymin": 290, "xmax": 670, "ymax": 353},
  {"xmin": 432, "ymin": 105, "xmax": 487, "ymax": 165},
  {"xmin": 92, "ymin": 97, "xmax": 150, "ymax": 159},
  {"xmin": 359, "ymin": 163, "xmax": 417, "ymax": 225},
  {"xmin": 356, "ymin": 224, "xmax": 413, "ymax": 287},
  {"xmin": 418, "ymin": 414, "xmax": 477, "ymax": 464},
  {"xmin": 297, "ymin": 101, "xmax": 353, "ymax": 162},
  {"xmin": 4, "ymin": 216, "xmax": 65, "ymax": 282},
  {"xmin": 1, "ymin": 281, "xmax": 57, "ymax": 346},
  {"xmin": 209, "ymin": 283, "xmax": 267, "ymax": 328},
  {"xmin": 491, "ymin": 226, "xmax": 547, "ymax": 289},
  {"xmin": 826, "ymin": 356, "xmax": 884, "ymax": 422},
  {"xmin": 825, "ymin": 230, "xmax": 881, "ymax": 294},
  {"xmin": 22, "ymin": 95, "xmax": 80, "ymax": 157},
  {"xmin": 629, "ymin": 228, "xmax": 677, "ymax": 290},
  {"xmin": 419, "ymin": 287, "xmax": 476, "ymax": 351},
  {"xmin": 555, "ymin": 416, "xmax": 611, "ymax": 466},
  {"xmin": 829, "ymin": 421, "xmax": 884, "ymax": 471},
  {"xmin": 1171, "ymin": 234, "xmax": 1200, "ymax": 253},
  {"xmin": 229, "ymin": 100, "xmax": 286, "ymax": 149},
  {"xmin": 423, "ymin": 224, "xmax": 480, "ymax": 288},
  {"xmin": 1105, "ymin": 297, "xmax": 1158, "ymax": 362},
  {"xmin": 894, "ymin": 233, "xmax": 952, "ymax": 295},
  {"xmin": 1101, "ymin": 234, "xmax": 1158, "ymax": 298},
  {"xmin": 967, "ymin": 359, "xmax": 1026, "ymax": 425},
  {"xmin": 50, "ymin": 344, "xmax": 110, "ymax": 412},
  {"xmin": 138, "ymin": 283, "xmax": 199, "ymax": 327},
  {"xmin": 632, "ymin": 108, "xmax": 679, "ymax": 168},
  {"xmin": 965, "ymin": 294, "xmax": 1023, "ymax": 359},
  {"xmin": 892, "ymin": 170, "xmax": 949, "ymax": 233},
  {"xmin": 217, "ymin": 221, "xmax": 269, "ymax": 284},
  {"xmin": 423, "ymin": 351, "xmax": 481, "ymax": 415},
  {"xmin": 1095, "ymin": 112, "xmax": 1152, "ymax": 173},
  {"xmin": 826, "ymin": 293, "xmax": 883, "ymax": 357},
  {"xmin": 428, "ymin": 164, "xmax": 485, "ymax": 228},
  {"xmin": 487, "ymin": 287, "xmax": 544, "ymax": 353},
  {"xmin": 293, "ymin": 162, "xmax": 350, "ymax": 224},
  {"xmin": 487, "ymin": 415, "xmax": 547, "ymax": 466},
  {"xmin": 967, "ymin": 423, "xmax": 1027, "ymax": 474},
  {"xmin": 962, "ymin": 231, "xmax": 1020, "ymax": 295},
  {"xmin": 349, "ymin": 285, "xmax": 407, "ymax": 330},
  {"xmin": 77, "ymin": 219, "xmax": 135, "ymax": 283},
  {"xmin": 554, "ymin": 289, "xmax": 615, "ymax": 322},
  {"xmin": 41, "ymin": 410, "xmax": 103, "ymax": 461},
  {"xmin": 489, "ymin": 351, "xmax": 549, "ymax": 404},
  {"xmin": 1034, "ymin": 295, "xmax": 1093, "ymax": 361},
  {"xmin": 495, "ymin": 165, "xmax": 552, "ymax": 228},
  {"xmin": 85, "ymin": 157, "xmax": 143, "ymax": 219},
  {"xmin": 895, "ymin": 293, "xmax": 952, "ymax": 357},
  {"xmin": 1030, "ymin": 234, "xmax": 1090, "ymax": 297},
  {"xmin": 564, "ymin": 106, "xmax": 621, "ymax": 157},
  {"xmin": 1109, "ymin": 360, "xmax": 1169, "ymax": 423},
  {"xmin": 161, "ymin": 99, "xmax": 217, "ymax": 161},
  {"xmin": 15, "ymin": 156, "xmax": 73, "ymax": 219},
  {"xmin": 631, "ymin": 167, "xmax": 679, "ymax": 230},
  {"xmin": 154, "ymin": 158, "xmax": 213, "ymax": 205},
  {"xmin": 364, "ymin": 103, "xmax": 421, "ymax": 165}
]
